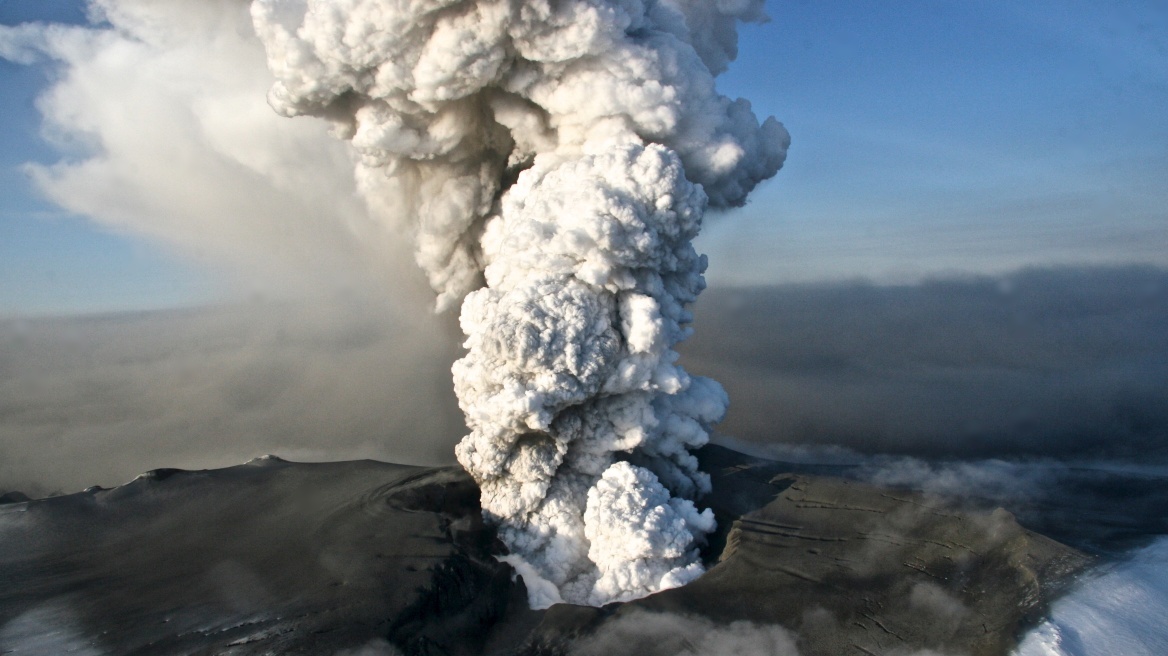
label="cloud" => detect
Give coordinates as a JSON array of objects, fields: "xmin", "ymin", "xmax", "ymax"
[
  {"xmin": 568, "ymin": 608, "xmax": 973, "ymax": 656},
  {"xmin": 7, "ymin": 264, "xmax": 1168, "ymax": 511},
  {"xmin": 0, "ymin": 0, "xmax": 470, "ymax": 496},
  {"xmin": 568, "ymin": 609, "xmax": 801, "ymax": 656},
  {"xmin": 685, "ymin": 265, "xmax": 1168, "ymax": 461},
  {"xmin": 0, "ymin": 0, "xmax": 430, "ymax": 304},
  {"xmin": 856, "ymin": 454, "xmax": 1168, "ymax": 556},
  {"xmin": 0, "ymin": 22, "xmax": 59, "ymax": 65},
  {"xmin": 0, "ymin": 295, "xmax": 465, "ymax": 495}
]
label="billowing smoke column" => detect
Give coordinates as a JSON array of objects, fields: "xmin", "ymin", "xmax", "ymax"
[{"xmin": 251, "ymin": 0, "xmax": 788, "ymax": 607}]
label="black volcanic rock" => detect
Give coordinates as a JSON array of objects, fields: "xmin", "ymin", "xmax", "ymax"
[
  {"xmin": 0, "ymin": 447, "xmax": 1088, "ymax": 655},
  {"xmin": 0, "ymin": 491, "xmax": 31, "ymax": 504},
  {"xmin": 0, "ymin": 460, "xmax": 525, "ymax": 655}
]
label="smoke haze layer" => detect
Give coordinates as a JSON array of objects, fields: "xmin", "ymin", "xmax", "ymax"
[
  {"xmin": 687, "ymin": 265, "xmax": 1168, "ymax": 461},
  {"xmin": 250, "ymin": 0, "xmax": 788, "ymax": 606},
  {"xmin": 4, "ymin": 266, "xmax": 1165, "ymax": 497},
  {"xmin": 0, "ymin": 296, "xmax": 464, "ymax": 497}
]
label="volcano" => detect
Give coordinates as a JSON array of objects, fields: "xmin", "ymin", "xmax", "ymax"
[{"xmin": 0, "ymin": 444, "xmax": 1089, "ymax": 655}]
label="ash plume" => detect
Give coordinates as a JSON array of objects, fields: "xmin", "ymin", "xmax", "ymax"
[{"xmin": 252, "ymin": 0, "xmax": 788, "ymax": 607}]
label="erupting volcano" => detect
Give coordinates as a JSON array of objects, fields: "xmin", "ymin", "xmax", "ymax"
[{"xmin": 252, "ymin": 0, "xmax": 789, "ymax": 607}]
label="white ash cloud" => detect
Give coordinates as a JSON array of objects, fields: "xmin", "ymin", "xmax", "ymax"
[
  {"xmin": 251, "ymin": 0, "xmax": 787, "ymax": 606},
  {"xmin": 567, "ymin": 610, "xmax": 801, "ymax": 656},
  {"xmin": 250, "ymin": 0, "xmax": 787, "ymax": 309},
  {"xmin": 0, "ymin": 0, "xmax": 431, "ymax": 304},
  {"xmin": 563, "ymin": 608, "xmax": 971, "ymax": 656}
]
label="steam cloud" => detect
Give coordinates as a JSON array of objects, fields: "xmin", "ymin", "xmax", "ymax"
[{"xmin": 250, "ymin": 0, "xmax": 788, "ymax": 606}]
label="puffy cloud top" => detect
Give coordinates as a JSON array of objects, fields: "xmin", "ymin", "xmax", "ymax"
[{"xmin": 252, "ymin": 0, "xmax": 788, "ymax": 307}]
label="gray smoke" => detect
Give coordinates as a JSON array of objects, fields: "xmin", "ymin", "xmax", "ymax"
[
  {"xmin": 0, "ymin": 297, "xmax": 464, "ymax": 496},
  {"xmin": 568, "ymin": 610, "xmax": 801, "ymax": 656},
  {"xmin": 687, "ymin": 266, "xmax": 1168, "ymax": 461}
]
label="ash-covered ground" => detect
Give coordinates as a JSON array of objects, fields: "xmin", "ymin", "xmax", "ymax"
[{"xmin": 4, "ymin": 443, "xmax": 1164, "ymax": 656}]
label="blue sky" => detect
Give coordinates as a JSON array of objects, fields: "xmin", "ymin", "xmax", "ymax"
[
  {"xmin": 706, "ymin": 0, "xmax": 1168, "ymax": 283},
  {"xmin": 1, "ymin": 0, "xmax": 1166, "ymax": 314},
  {"xmin": 0, "ymin": 0, "xmax": 218, "ymax": 315}
]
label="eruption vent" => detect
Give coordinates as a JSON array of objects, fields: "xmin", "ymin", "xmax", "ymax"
[{"xmin": 252, "ymin": 0, "xmax": 788, "ymax": 607}]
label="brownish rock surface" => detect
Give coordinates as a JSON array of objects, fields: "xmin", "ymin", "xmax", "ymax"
[{"xmin": 519, "ymin": 447, "xmax": 1089, "ymax": 656}]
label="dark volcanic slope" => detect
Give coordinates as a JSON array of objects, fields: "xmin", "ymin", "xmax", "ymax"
[
  {"xmin": 638, "ymin": 478, "xmax": 1083, "ymax": 655},
  {"xmin": 0, "ymin": 448, "xmax": 1088, "ymax": 655},
  {"xmin": 0, "ymin": 457, "xmax": 529, "ymax": 655},
  {"xmin": 521, "ymin": 447, "xmax": 1089, "ymax": 656}
]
